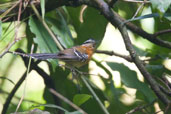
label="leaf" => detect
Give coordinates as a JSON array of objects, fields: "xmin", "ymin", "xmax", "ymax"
[
  {"xmin": 150, "ymin": 0, "xmax": 171, "ymax": 14},
  {"xmin": 40, "ymin": 0, "xmax": 45, "ymax": 19},
  {"xmin": 146, "ymin": 64, "xmax": 171, "ymax": 77},
  {"xmin": 165, "ymin": 7, "xmax": 171, "ymax": 21},
  {"xmin": 29, "ymin": 16, "xmax": 59, "ymax": 69},
  {"xmin": 107, "ymin": 62, "xmax": 156, "ymax": 103},
  {"xmin": 46, "ymin": 10, "xmax": 74, "ymax": 48},
  {"xmin": 67, "ymin": 6, "xmax": 108, "ymax": 44},
  {"xmin": 73, "ymin": 94, "xmax": 92, "ymax": 106},
  {"xmin": 0, "ymin": 21, "xmax": 2, "ymax": 40}
]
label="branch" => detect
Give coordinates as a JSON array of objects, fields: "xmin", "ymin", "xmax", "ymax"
[
  {"xmin": 26, "ymin": 0, "xmax": 170, "ymax": 105},
  {"xmin": 0, "ymin": 38, "xmax": 22, "ymax": 58},
  {"xmin": 158, "ymin": 85, "xmax": 171, "ymax": 96},
  {"xmin": 126, "ymin": 100, "xmax": 156, "ymax": 114},
  {"xmin": 122, "ymin": 0, "xmax": 150, "ymax": 3},
  {"xmin": 2, "ymin": 71, "xmax": 27, "ymax": 114},
  {"xmin": 49, "ymin": 88, "xmax": 87, "ymax": 114},
  {"xmin": 81, "ymin": 76, "xmax": 109, "ymax": 114},
  {"xmin": 2, "ymin": 49, "xmax": 61, "ymax": 114},
  {"xmin": 55, "ymin": 64, "xmax": 109, "ymax": 114},
  {"xmin": 7, "ymin": 49, "xmax": 88, "ymax": 113},
  {"xmin": 40, "ymin": 0, "xmax": 171, "ymax": 49},
  {"xmin": 95, "ymin": 50, "xmax": 132, "ymax": 62},
  {"xmin": 30, "ymin": 2, "xmax": 64, "ymax": 51},
  {"xmin": 92, "ymin": 0, "xmax": 170, "ymax": 105},
  {"xmin": 2, "ymin": 0, "xmax": 170, "ymax": 108},
  {"xmin": 118, "ymin": 14, "xmax": 171, "ymax": 49},
  {"xmin": 131, "ymin": 0, "xmax": 145, "ymax": 19},
  {"xmin": 153, "ymin": 29, "xmax": 171, "ymax": 37}
]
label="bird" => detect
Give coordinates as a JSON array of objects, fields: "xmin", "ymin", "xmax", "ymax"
[{"xmin": 12, "ymin": 39, "xmax": 96, "ymax": 68}]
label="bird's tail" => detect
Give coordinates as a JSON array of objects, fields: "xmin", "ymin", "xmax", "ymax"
[
  {"xmin": 8, "ymin": 51, "xmax": 58, "ymax": 60},
  {"xmin": 28, "ymin": 53, "xmax": 58, "ymax": 60}
]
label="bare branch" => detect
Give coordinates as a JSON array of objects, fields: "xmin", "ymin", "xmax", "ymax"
[
  {"xmin": 0, "ymin": 37, "xmax": 23, "ymax": 58},
  {"xmin": 131, "ymin": 0, "xmax": 146, "ymax": 19},
  {"xmin": 49, "ymin": 88, "xmax": 87, "ymax": 114},
  {"xmin": 92, "ymin": 0, "xmax": 171, "ymax": 105},
  {"xmin": 2, "ymin": 49, "xmax": 61, "ymax": 114},
  {"xmin": 126, "ymin": 100, "xmax": 156, "ymax": 114},
  {"xmin": 122, "ymin": 0, "xmax": 150, "ymax": 3},
  {"xmin": 115, "ymin": 13, "xmax": 171, "ymax": 49},
  {"xmin": 153, "ymin": 29, "xmax": 171, "ymax": 37},
  {"xmin": 95, "ymin": 50, "xmax": 133, "ymax": 62}
]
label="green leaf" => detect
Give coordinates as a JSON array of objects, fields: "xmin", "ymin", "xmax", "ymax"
[
  {"xmin": 107, "ymin": 62, "xmax": 156, "ymax": 103},
  {"xmin": 40, "ymin": 0, "xmax": 45, "ymax": 19},
  {"xmin": 150, "ymin": 0, "xmax": 171, "ymax": 14},
  {"xmin": 46, "ymin": 10, "xmax": 74, "ymax": 48},
  {"xmin": 0, "ymin": 21, "xmax": 2, "ymax": 40},
  {"xmin": 165, "ymin": 7, "xmax": 171, "ymax": 21},
  {"xmin": 67, "ymin": 6, "xmax": 108, "ymax": 44},
  {"xmin": 29, "ymin": 16, "xmax": 59, "ymax": 69},
  {"xmin": 146, "ymin": 64, "xmax": 171, "ymax": 77},
  {"xmin": 73, "ymin": 94, "xmax": 92, "ymax": 106}
]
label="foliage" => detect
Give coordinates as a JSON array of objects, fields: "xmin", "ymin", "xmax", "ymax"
[{"xmin": 0, "ymin": 0, "xmax": 171, "ymax": 114}]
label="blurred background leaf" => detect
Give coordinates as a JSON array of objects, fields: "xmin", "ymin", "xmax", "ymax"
[
  {"xmin": 150, "ymin": 0, "xmax": 171, "ymax": 14},
  {"xmin": 0, "ymin": 0, "xmax": 171, "ymax": 114},
  {"xmin": 107, "ymin": 62, "xmax": 156, "ymax": 103},
  {"xmin": 73, "ymin": 94, "xmax": 92, "ymax": 106},
  {"xmin": 66, "ymin": 6, "xmax": 108, "ymax": 44},
  {"xmin": 29, "ymin": 16, "xmax": 59, "ymax": 69}
]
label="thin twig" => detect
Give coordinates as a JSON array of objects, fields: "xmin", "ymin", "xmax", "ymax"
[
  {"xmin": 153, "ymin": 110, "xmax": 163, "ymax": 114},
  {"xmin": 132, "ymin": 0, "xmax": 146, "ymax": 19},
  {"xmin": 15, "ymin": 44, "xmax": 34, "ymax": 113},
  {"xmin": 0, "ymin": 1, "xmax": 20, "ymax": 20},
  {"xmin": 154, "ymin": 74, "xmax": 171, "ymax": 97},
  {"xmin": 0, "ymin": 76, "xmax": 15, "ymax": 85},
  {"xmin": 122, "ymin": 0, "xmax": 150, "ymax": 3},
  {"xmin": 158, "ymin": 84, "xmax": 171, "ymax": 96},
  {"xmin": 81, "ymin": 76, "xmax": 109, "ymax": 114},
  {"xmin": 49, "ymin": 88, "xmax": 87, "ymax": 114},
  {"xmin": 0, "ymin": 37, "xmax": 22, "ymax": 58},
  {"xmin": 162, "ymin": 75, "xmax": 171, "ymax": 90},
  {"xmin": 153, "ymin": 29, "xmax": 171, "ymax": 37},
  {"xmin": 0, "ymin": 16, "xmax": 29, "ymax": 58},
  {"xmin": 2, "ymin": 49, "xmax": 61, "ymax": 114},
  {"xmin": 0, "ymin": 89, "xmax": 42, "ymax": 105},
  {"xmin": 14, "ymin": 0, "xmax": 22, "ymax": 40},
  {"xmin": 126, "ymin": 100, "xmax": 156, "ymax": 114},
  {"xmin": 164, "ymin": 104, "xmax": 171, "ymax": 114},
  {"xmin": 116, "ymin": 12, "xmax": 171, "ymax": 49},
  {"xmin": 96, "ymin": 50, "xmax": 132, "ymax": 62},
  {"xmin": 2, "ymin": 71, "xmax": 27, "ymax": 114}
]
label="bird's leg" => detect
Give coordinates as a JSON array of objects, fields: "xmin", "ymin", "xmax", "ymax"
[
  {"xmin": 58, "ymin": 64, "xmax": 82, "ymax": 92},
  {"xmin": 71, "ymin": 69, "xmax": 81, "ymax": 93}
]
